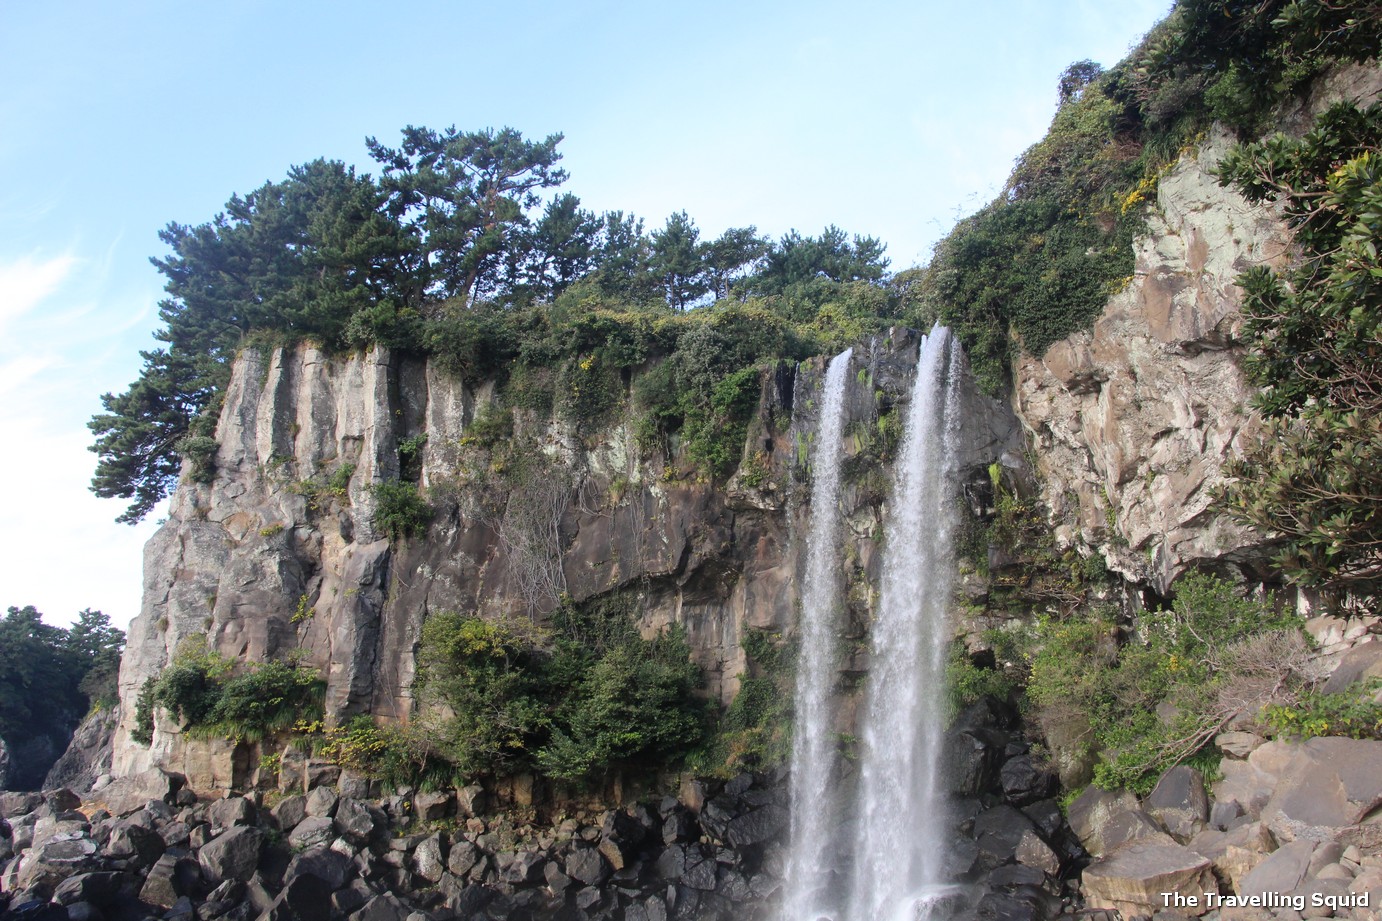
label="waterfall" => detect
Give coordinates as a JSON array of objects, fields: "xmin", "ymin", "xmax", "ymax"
[
  {"xmin": 847, "ymin": 326, "xmax": 963, "ymax": 921},
  {"xmin": 781, "ymin": 347, "xmax": 854, "ymax": 921},
  {"xmin": 781, "ymin": 330, "xmax": 964, "ymax": 921}
]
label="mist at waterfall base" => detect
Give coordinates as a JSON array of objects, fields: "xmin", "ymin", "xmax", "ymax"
[{"xmin": 781, "ymin": 328, "xmax": 965, "ymax": 921}]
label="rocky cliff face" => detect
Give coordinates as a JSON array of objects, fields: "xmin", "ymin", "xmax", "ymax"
[
  {"xmin": 1013, "ymin": 127, "xmax": 1286, "ymax": 596},
  {"xmin": 113, "ymin": 331, "xmax": 1022, "ymax": 790}
]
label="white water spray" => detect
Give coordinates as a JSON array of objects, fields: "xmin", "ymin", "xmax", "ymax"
[
  {"xmin": 781, "ymin": 348, "xmax": 854, "ymax": 921},
  {"xmin": 847, "ymin": 327, "xmax": 963, "ymax": 921}
]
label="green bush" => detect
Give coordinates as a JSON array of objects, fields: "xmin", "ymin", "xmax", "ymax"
[
  {"xmin": 1025, "ymin": 573, "xmax": 1301, "ymax": 794},
  {"xmin": 370, "ymin": 481, "xmax": 433, "ymax": 540},
  {"xmin": 1264, "ymin": 681, "xmax": 1382, "ymax": 741},
  {"xmin": 132, "ymin": 648, "xmax": 324, "ymax": 746},
  {"xmin": 413, "ymin": 595, "xmax": 708, "ymax": 787},
  {"xmin": 706, "ymin": 628, "xmax": 795, "ymax": 773}
]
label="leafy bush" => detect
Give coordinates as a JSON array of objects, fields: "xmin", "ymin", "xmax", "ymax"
[
  {"xmin": 312, "ymin": 715, "xmax": 456, "ymax": 791},
  {"xmin": 132, "ymin": 648, "xmax": 324, "ymax": 746},
  {"xmin": 1214, "ymin": 103, "xmax": 1382, "ymax": 604},
  {"xmin": 1264, "ymin": 680, "xmax": 1382, "ymax": 741},
  {"xmin": 370, "ymin": 481, "xmax": 433, "ymax": 540},
  {"xmin": 705, "ymin": 629, "xmax": 795, "ymax": 773},
  {"xmin": 1026, "ymin": 573, "xmax": 1302, "ymax": 793},
  {"xmin": 413, "ymin": 595, "xmax": 708, "ymax": 787}
]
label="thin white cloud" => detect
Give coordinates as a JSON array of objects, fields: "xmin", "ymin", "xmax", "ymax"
[{"xmin": 0, "ymin": 252, "xmax": 77, "ymax": 331}]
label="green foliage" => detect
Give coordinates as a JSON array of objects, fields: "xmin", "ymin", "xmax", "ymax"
[
  {"xmin": 1264, "ymin": 680, "xmax": 1382, "ymax": 740},
  {"xmin": 1214, "ymin": 103, "xmax": 1382, "ymax": 603},
  {"xmin": 704, "ymin": 629, "xmax": 795, "ymax": 774},
  {"xmin": 398, "ymin": 434, "xmax": 428, "ymax": 480},
  {"xmin": 907, "ymin": 0, "xmax": 1382, "ymax": 393},
  {"xmin": 416, "ymin": 613, "xmax": 547, "ymax": 778},
  {"xmin": 1026, "ymin": 573, "xmax": 1299, "ymax": 793},
  {"xmin": 0, "ymin": 607, "xmax": 125, "ymax": 785},
  {"xmin": 312, "ymin": 715, "xmax": 456, "ymax": 792},
  {"xmin": 132, "ymin": 647, "xmax": 324, "ymax": 746},
  {"xmin": 413, "ymin": 596, "xmax": 708, "ymax": 787},
  {"xmin": 987, "ymin": 479, "xmax": 1101, "ymax": 613},
  {"xmin": 946, "ymin": 643, "xmax": 1019, "ymax": 717},
  {"xmin": 370, "ymin": 480, "xmax": 433, "ymax": 540}
]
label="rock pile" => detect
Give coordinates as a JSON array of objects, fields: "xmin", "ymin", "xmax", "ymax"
[
  {"xmin": 0, "ymin": 768, "xmax": 789, "ymax": 921},
  {"xmin": 1072, "ymin": 616, "xmax": 1382, "ymax": 921}
]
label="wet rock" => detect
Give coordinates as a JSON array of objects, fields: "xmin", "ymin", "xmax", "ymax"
[
  {"xmin": 1000, "ymin": 755, "xmax": 1057, "ymax": 806},
  {"xmin": 726, "ymin": 804, "xmax": 787, "ymax": 848}
]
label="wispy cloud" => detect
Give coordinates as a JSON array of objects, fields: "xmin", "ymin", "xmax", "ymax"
[{"xmin": 0, "ymin": 252, "xmax": 77, "ymax": 332}]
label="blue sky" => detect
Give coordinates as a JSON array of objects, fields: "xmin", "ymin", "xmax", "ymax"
[{"xmin": 0, "ymin": 1, "xmax": 1170, "ymax": 629}]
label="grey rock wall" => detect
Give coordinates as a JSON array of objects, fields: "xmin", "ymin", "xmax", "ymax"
[{"xmin": 112, "ymin": 333, "xmax": 1021, "ymax": 791}]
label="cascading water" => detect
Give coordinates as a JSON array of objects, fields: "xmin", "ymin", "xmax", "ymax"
[
  {"xmin": 781, "ymin": 330, "xmax": 964, "ymax": 921},
  {"xmin": 847, "ymin": 327, "xmax": 963, "ymax": 921},
  {"xmin": 781, "ymin": 347, "xmax": 854, "ymax": 921}
]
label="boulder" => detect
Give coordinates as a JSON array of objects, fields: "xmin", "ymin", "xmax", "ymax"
[
  {"xmin": 501, "ymin": 850, "xmax": 546, "ymax": 885},
  {"xmin": 288, "ymin": 816, "xmax": 336, "ymax": 850},
  {"xmin": 726, "ymin": 804, "xmax": 787, "ymax": 848},
  {"xmin": 1014, "ymin": 829, "xmax": 1061, "ymax": 877},
  {"xmin": 1146, "ymin": 765, "xmax": 1210, "ymax": 841},
  {"xmin": 92, "ymin": 768, "xmax": 180, "ymax": 817},
  {"xmin": 1258, "ymin": 739, "xmax": 1382, "ymax": 843},
  {"xmin": 1216, "ymin": 732, "xmax": 1266, "ymax": 759},
  {"xmin": 1321, "ymin": 642, "xmax": 1382, "ymax": 694},
  {"xmin": 264, "ymin": 873, "xmax": 334, "ymax": 921},
  {"xmin": 411, "ymin": 833, "xmax": 446, "ymax": 883},
  {"xmin": 271, "ymin": 794, "xmax": 307, "ymax": 832},
  {"xmin": 457, "ymin": 785, "xmax": 487, "ymax": 818},
  {"xmin": 413, "ymin": 791, "xmax": 452, "ymax": 822},
  {"xmin": 1238, "ymin": 839, "xmax": 1318, "ymax": 901},
  {"xmin": 1000, "ymin": 755, "xmax": 1056, "ymax": 806},
  {"xmin": 138, "ymin": 852, "xmax": 203, "ymax": 909},
  {"xmin": 198, "ymin": 826, "xmax": 264, "ymax": 884},
  {"xmin": 284, "ymin": 845, "xmax": 354, "ymax": 891},
  {"xmin": 1067, "ymin": 786, "xmax": 1141, "ymax": 858},
  {"xmin": 566, "ymin": 847, "xmax": 611, "ymax": 887},
  {"xmin": 335, "ymin": 798, "xmax": 380, "ymax": 842},
  {"xmin": 207, "ymin": 795, "xmax": 257, "ymax": 831},
  {"xmin": 15, "ymin": 834, "xmax": 101, "ymax": 893},
  {"xmin": 447, "ymin": 840, "xmax": 480, "ymax": 878},
  {"xmin": 304, "ymin": 786, "xmax": 339, "ymax": 818},
  {"xmin": 0, "ymin": 792, "xmax": 44, "ymax": 819},
  {"xmin": 1082, "ymin": 841, "xmax": 1216, "ymax": 917},
  {"xmin": 352, "ymin": 892, "xmax": 412, "ymax": 921}
]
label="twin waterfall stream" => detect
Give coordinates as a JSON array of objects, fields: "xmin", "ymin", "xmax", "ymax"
[{"xmin": 782, "ymin": 329, "xmax": 964, "ymax": 921}]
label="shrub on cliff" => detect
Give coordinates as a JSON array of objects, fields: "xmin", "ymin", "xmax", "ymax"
[
  {"xmin": 1025, "ymin": 573, "xmax": 1303, "ymax": 793},
  {"xmin": 413, "ymin": 597, "xmax": 708, "ymax": 786},
  {"xmin": 132, "ymin": 648, "xmax": 324, "ymax": 746}
]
